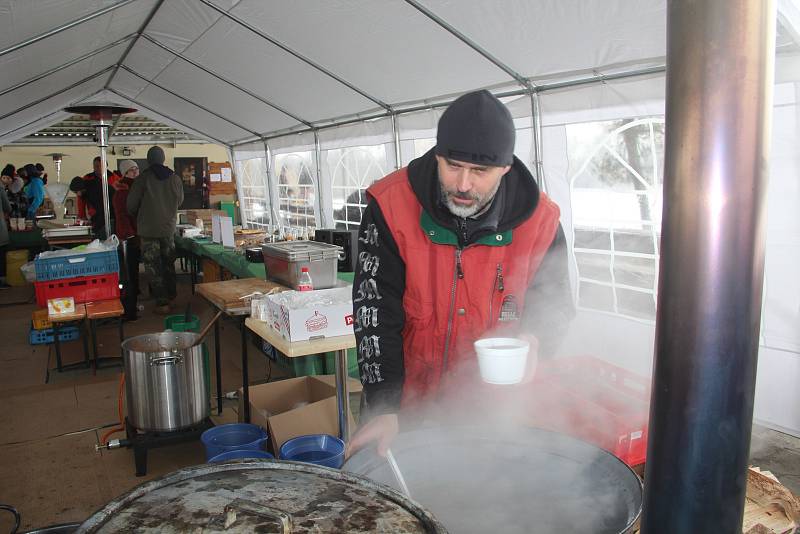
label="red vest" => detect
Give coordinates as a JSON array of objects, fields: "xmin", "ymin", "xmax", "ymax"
[{"xmin": 367, "ymin": 168, "xmax": 561, "ymax": 408}]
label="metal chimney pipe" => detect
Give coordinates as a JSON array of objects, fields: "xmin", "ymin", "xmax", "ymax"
[{"xmin": 641, "ymin": 1, "xmax": 775, "ymax": 533}]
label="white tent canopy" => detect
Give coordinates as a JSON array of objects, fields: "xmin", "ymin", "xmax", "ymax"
[
  {"xmin": 1, "ymin": 1, "xmax": 800, "ymax": 437},
  {"xmin": 0, "ymin": 0, "xmax": 670, "ymax": 146}
]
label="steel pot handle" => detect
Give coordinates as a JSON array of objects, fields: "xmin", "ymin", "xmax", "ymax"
[
  {"xmin": 149, "ymin": 351, "xmax": 184, "ymax": 366},
  {"xmin": 211, "ymin": 498, "xmax": 292, "ymax": 532}
]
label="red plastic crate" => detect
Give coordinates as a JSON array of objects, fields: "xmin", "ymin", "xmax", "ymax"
[
  {"xmin": 524, "ymin": 356, "xmax": 650, "ymax": 467},
  {"xmin": 34, "ymin": 273, "xmax": 120, "ymax": 307}
]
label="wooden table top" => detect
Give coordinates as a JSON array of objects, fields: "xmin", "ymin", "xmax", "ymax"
[
  {"xmin": 48, "ymin": 303, "xmax": 86, "ymax": 322},
  {"xmin": 85, "ymin": 299, "xmax": 124, "ymax": 319},
  {"xmin": 245, "ymin": 317, "xmax": 356, "ymax": 358},
  {"xmin": 197, "ymin": 278, "xmax": 287, "ymax": 314}
]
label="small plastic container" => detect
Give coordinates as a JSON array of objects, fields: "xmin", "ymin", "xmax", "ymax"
[
  {"xmin": 208, "ymin": 449, "xmax": 274, "ymax": 463},
  {"xmin": 200, "ymin": 423, "xmax": 268, "ymax": 461},
  {"xmin": 280, "ymin": 434, "xmax": 345, "ymax": 469},
  {"xmin": 474, "ymin": 337, "xmax": 530, "ymax": 385}
]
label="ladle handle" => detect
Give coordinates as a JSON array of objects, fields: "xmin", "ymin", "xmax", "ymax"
[{"xmin": 196, "ymin": 310, "xmax": 223, "ymax": 341}]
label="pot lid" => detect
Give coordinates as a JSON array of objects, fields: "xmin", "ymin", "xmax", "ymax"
[
  {"xmin": 344, "ymin": 426, "xmax": 643, "ymax": 534},
  {"xmin": 76, "ymin": 461, "xmax": 446, "ymax": 533}
]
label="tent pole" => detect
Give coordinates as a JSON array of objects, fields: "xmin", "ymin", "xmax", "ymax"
[
  {"xmin": 107, "ymin": 88, "xmax": 230, "ymax": 147},
  {"xmin": 120, "ymin": 66, "xmax": 261, "ymax": 137},
  {"xmin": 529, "ymin": 91, "xmax": 546, "ymax": 194},
  {"xmin": 391, "ymin": 113, "xmax": 402, "ymax": 170},
  {"xmin": 0, "ymin": 34, "xmax": 136, "ymax": 99},
  {"xmin": 641, "ymin": 1, "xmax": 775, "ymax": 532},
  {"xmin": 313, "ymin": 130, "xmax": 327, "ymax": 229},
  {"xmin": 262, "ymin": 139, "xmax": 278, "ymax": 234},
  {"xmin": 104, "ymin": 0, "xmax": 166, "ymax": 89},
  {"xmin": 198, "ymin": 0, "xmax": 391, "ymax": 112},
  {"xmin": 140, "ymin": 34, "xmax": 313, "ymax": 129},
  {"xmin": 0, "ymin": 66, "xmax": 115, "ymax": 123}
]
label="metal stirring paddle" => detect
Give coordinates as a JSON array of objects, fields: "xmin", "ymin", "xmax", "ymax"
[{"xmin": 386, "ymin": 448, "xmax": 412, "ymax": 499}]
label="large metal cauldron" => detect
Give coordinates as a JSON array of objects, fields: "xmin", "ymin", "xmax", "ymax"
[
  {"xmin": 75, "ymin": 460, "xmax": 447, "ymax": 533},
  {"xmin": 122, "ymin": 332, "xmax": 209, "ymax": 432},
  {"xmin": 344, "ymin": 426, "xmax": 643, "ymax": 534}
]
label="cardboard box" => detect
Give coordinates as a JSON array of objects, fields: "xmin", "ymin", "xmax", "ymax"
[
  {"xmin": 239, "ymin": 375, "xmax": 362, "ymax": 453},
  {"xmin": 267, "ymin": 288, "xmax": 354, "ymax": 342}
]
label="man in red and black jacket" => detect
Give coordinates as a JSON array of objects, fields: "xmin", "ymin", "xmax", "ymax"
[
  {"xmin": 77, "ymin": 156, "xmax": 120, "ymax": 237},
  {"xmin": 348, "ymin": 90, "xmax": 575, "ymax": 456}
]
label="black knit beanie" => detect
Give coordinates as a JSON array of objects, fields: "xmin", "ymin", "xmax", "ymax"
[
  {"xmin": 435, "ymin": 90, "xmax": 515, "ymax": 167},
  {"xmin": 147, "ymin": 146, "xmax": 166, "ymax": 166}
]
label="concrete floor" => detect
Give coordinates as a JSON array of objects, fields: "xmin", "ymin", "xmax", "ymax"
[{"xmin": 0, "ymin": 275, "xmax": 797, "ymax": 531}]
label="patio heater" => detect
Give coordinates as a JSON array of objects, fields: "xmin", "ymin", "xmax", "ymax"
[
  {"xmin": 63, "ymin": 103, "xmax": 136, "ymax": 239},
  {"xmin": 42, "ymin": 152, "xmax": 68, "ymax": 184},
  {"xmin": 41, "ymin": 152, "xmax": 70, "ymax": 218}
]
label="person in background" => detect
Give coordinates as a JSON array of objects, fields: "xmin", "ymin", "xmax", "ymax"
[
  {"xmin": 113, "ymin": 160, "xmax": 141, "ymax": 321},
  {"xmin": 127, "ymin": 146, "xmax": 183, "ymax": 314},
  {"xmin": 78, "ymin": 156, "xmax": 119, "ymax": 227},
  {"xmin": 35, "ymin": 163, "xmax": 47, "ymax": 185},
  {"xmin": 0, "ymin": 173, "xmax": 12, "ymax": 289},
  {"xmin": 69, "ymin": 176, "xmax": 105, "ymax": 238},
  {"xmin": 346, "ymin": 90, "xmax": 575, "ymax": 457},
  {"xmin": 23, "ymin": 163, "xmax": 45, "ymax": 219}
]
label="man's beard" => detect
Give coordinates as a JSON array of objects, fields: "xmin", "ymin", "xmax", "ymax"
[{"xmin": 439, "ymin": 179, "xmax": 502, "ymax": 218}]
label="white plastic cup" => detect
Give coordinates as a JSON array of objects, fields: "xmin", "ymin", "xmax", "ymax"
[{"xmin": 474, "ymin": 337, "xmax": 530, "ymax": 385}]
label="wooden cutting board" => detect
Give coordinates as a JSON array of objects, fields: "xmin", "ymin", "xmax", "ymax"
[{"xmin": 197, "ymin": 278, "xmax": 287, "ymax": 312}]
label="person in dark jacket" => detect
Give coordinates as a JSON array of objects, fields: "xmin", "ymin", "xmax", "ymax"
[
  {"xmin": 127, "ymin": 146, "xmax": 183, "ymax": 314},
  {"xmin": 113, "ymin": 160, "xmax": 141, "ymax": 321},
  {"xmin": 69, "ymin": 176, "xmax": 104, "ymax": 237},
  {"xmin": 347, "ymin": 90, "xmax": 575, "ymax": 457}
]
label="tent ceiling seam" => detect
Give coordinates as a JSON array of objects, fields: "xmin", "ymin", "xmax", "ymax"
[
  {"xmin": 139, "ymin": 33, "xmax": 313, "ymax": 128},
  {"xmin": 0, "ymin": 33, "xmax": 136, "ymax": 99},
  {"xmin": 107, "ymin": 87, "xmax": 230, "ymax": 146},
  {"xmin": 128, "ymin": 0, "xmax": 236, "ymax": 103},
  {"xmin": 403, "ymin": 0, "xmax": 533, "ymax": 91},
  {"xmin": 0, "ymin": 109, "xmax": 67, "ymax": 141},
  {"xmin": 0, "ymin": 65, "xmax": 115, "ymax": 123},
  {"xmin": 120, "ymin": 65, "xmax": 258, "ymax": 137},
  {"xmin": 198, "ymin": 0, "xmax": 393, "ymax": 112},
  {"xmin": 230, "ymin": 63, "xmax": 667, "ymax": 147},
  {"xmin": 0, "ymin": 0, "xmax": 136, "ymax": 58},
  {"xmin": 105, "ymin": 0, "xmax": 167, "ymax": 90}
]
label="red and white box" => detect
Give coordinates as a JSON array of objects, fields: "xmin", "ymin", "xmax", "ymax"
[{"xmin": 267, "ymin": 287, "xmax": 354, "ymax": 342}]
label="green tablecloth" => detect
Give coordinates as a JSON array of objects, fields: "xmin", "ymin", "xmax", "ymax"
[{"xmin": 175, "ymin": 235, "xmax": 355, "ymax": 282}]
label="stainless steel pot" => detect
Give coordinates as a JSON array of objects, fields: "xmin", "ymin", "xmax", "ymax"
[
  {"xmin": 75, "ymin": 460, "xmax": 447, "ymax": 533},
  {"xmin": 344, "ymin": 425, "xmax": 643, "ymax": 534},
  {"xmin": 122, "ymin": 332, "xmax": 209, "ymax": 432}
]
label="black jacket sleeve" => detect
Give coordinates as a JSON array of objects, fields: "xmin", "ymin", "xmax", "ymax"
[
  {"xmin": 353, "ymin": 200, "xmax": 406, "ymax": 417},
  {"xmin": 522, "ymin": 224, "xmax": 575, "ymax": 358}
]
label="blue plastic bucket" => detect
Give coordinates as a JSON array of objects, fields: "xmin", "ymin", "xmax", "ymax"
[
  {"xmin": 279, "ymin": 434, "xmax": 345, "ymax": 469},
  {"xmin": 208, "ymin": 449, "xmax": 274, "ymax": 463},
  {"xmin": 200, "ymin": 423, "xmax": 268, "ymax": 461}
]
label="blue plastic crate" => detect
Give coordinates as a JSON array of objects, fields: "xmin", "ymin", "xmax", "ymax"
[
  {"xmin": 34, "ymin": 249, "xmax": 119, "ymax": 281},
  {"xmin": 29, "ymin": 325, "xmax": 80, "ymax": 345}
]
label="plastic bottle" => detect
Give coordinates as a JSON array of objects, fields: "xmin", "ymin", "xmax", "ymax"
[{"xmin": 297, "ymin": 267, "xmax": 313, "ymax": 291}]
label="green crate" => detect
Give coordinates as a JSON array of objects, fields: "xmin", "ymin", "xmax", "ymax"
[{"xmin": 324, "ymin": 348, "xmax": 360, "ymax": 379}]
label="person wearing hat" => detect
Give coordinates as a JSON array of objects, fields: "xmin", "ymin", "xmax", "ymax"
[
  {"xmin": 126, "ymin": 146, "xmax": 183, "ymax": 315},
  {"xmin": 22, "ymin": 163, "xmax": 45, "ymax": 219},
  {"xmin": 113, "ymin": 160, "xmax": 141, "ymax": 321},
  {"xmin": 347, "ymin": 90, "xmax": 575, "ymax": 456}
]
